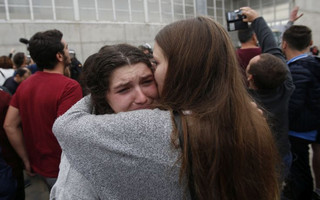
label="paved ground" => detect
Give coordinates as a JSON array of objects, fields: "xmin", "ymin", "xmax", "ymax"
[{"xmin": 25, "ymin": 172, "xmax": 49, "ymax": 200}]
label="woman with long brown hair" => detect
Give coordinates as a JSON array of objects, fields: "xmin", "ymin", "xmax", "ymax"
[{"xmin": 53, "ymin": 16, "xmax": 280, "ymax": 200}]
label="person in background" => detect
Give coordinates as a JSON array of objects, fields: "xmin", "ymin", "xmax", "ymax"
[
  {"xmin": 310, "ymin": 46, "xmax": 319, "ymax": 56},
  {"xmin": 3, "ymin": 67, "xmax": 31, "ymax": 95},
  {"xmin": 0, "ymin": 56, "xmax": 14, "ymax": 85},
  {"xmin": 53, "ymin": 16, "xmax": 280, "ymax": 200},
  {"xmin": 0, "ymin": 88, "xmax": 25, "ymax": 200},
  {"xmin": 236, "ymin": 26, "xmax": 261, "ymax": 83},
  {"xmin": 12, "ymin": 52, "xmax": 27, "ymax": 70},
  {"xmin": 0, "ymin": 146, "xmax": 16, "ymax": 200},
  {"xmin": 8, "ymin": 48, "xmax": 15, "ymax": 59},
  {"xmin": 281, "ymin": 24, "xmax": 320, "ymax": 200},
  {"xmin": 241, "ymin": 7, "xmax": 294, "ymax": 198},
  {"xmin": 3, "ymin": 29, "xmax": 82, "ymax": 193},
  {"xmin": 68, "ymin": 49, "xmax": 82, "ymax": 82}
]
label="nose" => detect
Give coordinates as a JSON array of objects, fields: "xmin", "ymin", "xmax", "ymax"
[{"xmin": 134, "ymin": 87, "xmax": 148, "ymax": 105}]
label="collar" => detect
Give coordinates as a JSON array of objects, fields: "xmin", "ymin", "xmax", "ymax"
[{"xmin": 287, "ymin": 53, "xmax": 309, "ymax": 65}]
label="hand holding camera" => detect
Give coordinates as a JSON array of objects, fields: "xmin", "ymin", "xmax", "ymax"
[
  {"xmin": 226, "ymin": 7, "xmax": 259, "ymax": 31},
  {"xmin": 240, "ymin": 7, "xmax": 259, "ymax": 23}
]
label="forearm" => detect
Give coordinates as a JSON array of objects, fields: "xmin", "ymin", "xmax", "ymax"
[
  {"xmin": 4, "ymin": 126, "xmax": 29, "ymax": 163},
  {"xmin": 251, "ymin": 17, "xmax": 285, "ymax": 62},
  {"xmin": 4, "ymin": 106, "xmax": 29, "ymax": 163}
]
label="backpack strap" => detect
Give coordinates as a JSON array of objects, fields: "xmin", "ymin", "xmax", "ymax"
[
  {"xmin": 173, "ymin": 111, "xmax": 197, "ymax": 200},
  {"xmin": 0, "ymin": 69, "xmax": 5, "ymax": 78}
]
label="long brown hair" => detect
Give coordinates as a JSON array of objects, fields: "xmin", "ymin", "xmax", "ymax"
[{"xmin": 155, "ymin": 16, "xmax": 280, "ymax": 200}]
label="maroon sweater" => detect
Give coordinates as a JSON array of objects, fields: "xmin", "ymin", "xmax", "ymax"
[
  {"xmin": 236, "ymin": 47, "xmax": 262, "ymax": 70},
  {"xmin": 236, "ymin": 47, "xmax": 262, "ymax": 83}
]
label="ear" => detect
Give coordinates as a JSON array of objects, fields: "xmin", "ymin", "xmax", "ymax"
[
  {"xmin": 281, "ymin": 40, "xmax": 287, "ymax": 50},
  {"xmin": 56, "ymin": 52, "xmax": 63, "ymax": 62},
  {"xmin": 247, "ymin": 74, "xmax": 253, "ymax": 82},
  {"xmin": 310, "ymin": 40, "xmax": 313, "ymax": 46}
]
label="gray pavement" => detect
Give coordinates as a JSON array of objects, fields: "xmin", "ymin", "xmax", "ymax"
[{"xmin": 24, "ymin": 172, "xmax": 49, "ymax": 200}]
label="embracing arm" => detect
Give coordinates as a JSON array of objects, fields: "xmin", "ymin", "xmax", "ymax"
[
  {"xmin": 53, "ymin": 96, "xmax": 172, "ymax": 162},
  {"xmin": 3, "ymin": 106, "xmax": 35, "ymax": 176}
]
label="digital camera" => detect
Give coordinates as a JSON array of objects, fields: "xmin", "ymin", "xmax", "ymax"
[{"xmin": 226, "ymin": 9, "xmax": 248, "ymax": 31}]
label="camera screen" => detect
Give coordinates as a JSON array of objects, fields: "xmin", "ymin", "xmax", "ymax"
[{"xmin": 227, "ymin": 12, "xmax": 241, "ymax": 21}]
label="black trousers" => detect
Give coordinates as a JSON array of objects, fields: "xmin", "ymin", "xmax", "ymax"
[{"xmin": 283, "ymin": 136, "xmax": 314, "ymax": 200}]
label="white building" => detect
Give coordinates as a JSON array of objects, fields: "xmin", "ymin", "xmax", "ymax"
[{"xmin": 0, "ymin": 0, "xmax": 319, "ymax": 62}]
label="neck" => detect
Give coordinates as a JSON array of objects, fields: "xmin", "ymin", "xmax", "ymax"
[
  {"xmin": 285, "ymin": 48, "xmax": 309, "ymax": 60},
  {"xmin": 240, "ymin": 42, "xmax": 258, "ymax": 49},
  {"xmin": 43, "ymin": 63, "xmax": 65, "ymax": 74}
]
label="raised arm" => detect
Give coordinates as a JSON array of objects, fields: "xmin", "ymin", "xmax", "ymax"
[
  {"xmin": 285, "ymin": 6, "xmax": 303, "ymax": 30},
  {"xmin": 241, "ymin": 7, "xmax": 284, "ymax": 62}
]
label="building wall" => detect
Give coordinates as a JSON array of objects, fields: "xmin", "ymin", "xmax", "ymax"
[
  {"xmin": 0, "ymin": 21, "xmax": 165, "ymax": 63},
  {"xmin": 294, "ymin": 0, "xmax": 320, "ymax": 47},
  {"xmin": 1, "ymin": 0, "xmax": 319, "ymax": 63}
]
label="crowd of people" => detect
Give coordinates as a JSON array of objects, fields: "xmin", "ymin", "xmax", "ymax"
[{"xmin": 0, "ymin": 5, "xmax": 319, "ymax": 200}]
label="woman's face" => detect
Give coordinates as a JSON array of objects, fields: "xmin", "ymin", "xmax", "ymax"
[
  {"xmin": 106, "ymin": 63, "xmax": 158, "ymax": 113},
  {"xmin": 153, "ymin": 42, "xmax": 168, "ymax": 95}
]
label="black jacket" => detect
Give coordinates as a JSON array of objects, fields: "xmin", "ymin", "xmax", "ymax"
[
  {"xmin": 288, "ymin": 56, "xmax": 320, "ymax": 132},
  {"xmin": 249, "ymin": 17, "xmax": 294, "ymax": 159}
]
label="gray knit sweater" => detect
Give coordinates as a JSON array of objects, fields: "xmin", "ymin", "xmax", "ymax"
[{"xmin": 52, "ymin": 96, "xmax": 187, "ymax": 199}]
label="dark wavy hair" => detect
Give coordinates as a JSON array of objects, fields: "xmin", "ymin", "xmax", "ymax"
[
  {"xmin": 84, "ymin": 44, "xmax": 152, "ymax": 114},
  {"xmin": 28, "ymin": 29, "xmax": 64, "ymax": 70},
  {"xmin": 0, "ymin": 56, "xmax": 13, "ymax": 69}
]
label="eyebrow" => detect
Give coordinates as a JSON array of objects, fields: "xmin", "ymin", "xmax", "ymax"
[
  {"xmin": 113, "ymin": 82, "xmax": 130, "ymax": 90},
  {"xmin": 140, "ymin": 74, "xmax": 154, "ymax": 80},
  {"xmin": 112, "ymin": 73, "xmax": 153, "ymax": 90}
]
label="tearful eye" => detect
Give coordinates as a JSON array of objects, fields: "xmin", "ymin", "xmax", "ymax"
[
  {"xmin": 117, "ymin": 88, "xmax": 129, "ymax": 93},
  {"xmin": 142, "ymin": 79, "xmax": 153, "ymax": 85}
]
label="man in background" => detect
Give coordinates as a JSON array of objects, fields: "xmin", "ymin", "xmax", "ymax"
[{"xmin": 4, "ymin": 29, "xmax": 82, "ymax": 191}]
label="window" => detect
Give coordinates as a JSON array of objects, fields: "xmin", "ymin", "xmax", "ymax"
[
  {"xmin": 55, "ymin": 0, "xmax": 74, "ymax": 20},
  {"xmin": 0, "ymin": 0, "xmax": 6, "ymax": 20},
  {"xmin": 131, "ymin": 0, "xmax": 144, "ymax": 22},
  {"xmin": 33, "ymin": 0, "xmax": 53, "ymax": 20},
  {"xmin": 79, "ymin": 0, "xmax": 97, "ymax": 20},
  {"xmin": 8, "ymin": 0, "xmax": 30, "ymax": 20},
  {"xmin": 148, "ymin": 0, "xmax": 160, "ymax": 23},
  {"xmin": 115, "ymin": 0, "xmax": 130, "ymax": 22},
  {"xmin": 97, "ymin": 0, "xmax": 114, "ymax": 21}
]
